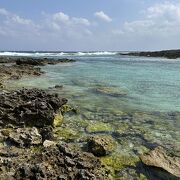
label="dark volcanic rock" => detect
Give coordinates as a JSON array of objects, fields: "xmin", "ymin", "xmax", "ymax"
[
  {"xmin": 16, "ymin": 59, "xmax": 44, "ymax": 66},
  {"xmin": 15, "ymin": 57, "xmax": 76, "ymax": 66},
  {"xmin": 0, "ymin": 88, "xmax": 67, "ymax": 127},
  {"xmin": 39, "ymin": 126, "xmax": 54, "ymax": 141},
  {"xmin": 0, "ymin": 56, "xmax": 76, "ymax": 65},
  {"xmin": 0, "ymin": 142, "xmax": 108, "ymax": 179},
  {"xmin": 121, "ymin": 49, "xmax": 180, "ymax": 59}
]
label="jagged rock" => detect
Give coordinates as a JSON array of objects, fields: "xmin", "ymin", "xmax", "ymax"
[
  {"xmin": 0, "ymin": 64, "xmax": 42, "ymax": 85},
  {"xmin": 140, "ymin": 146, "xmax": 180, "ymax": 177},
  {"xmin": 0, "ymin": 88, "xmax": 67, "ymax": 127},
  {"xmin": 5, "ymin": 127, "xmax": 42, "ymax": 147},
  {"xmin": 123, "ymin": 49, "xmax": 180, "ymax": 59},
  {"xmin": 15, "ymin": 57, "xmax": 76, "ymax": 66},
  {"xmin": 0, "ymin": 142, "xmax": 108, "ymax": 179},
  {"xmin": 39, "ymin": 126, "xmax": 54, "ymax": 141},
  {"xmin": 87, "ymin": 135, "xmax": 117, "ymax": 156}
]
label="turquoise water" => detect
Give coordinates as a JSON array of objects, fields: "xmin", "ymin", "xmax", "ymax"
[{"xmin": 9, "ymin": 54, "xmax": 180, "ymax": 112}]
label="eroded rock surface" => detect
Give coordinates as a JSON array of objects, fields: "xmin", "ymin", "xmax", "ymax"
[
  {"xmin": 0, "ymin": 142, "xmax": 108, "ymax": 180},
  {"xmin": 0, "ymin": 64, "xmax": 42, "ymax": 84},
  {"xmin": 4, "ymin": 127, "xmax": 42, "ymax": 147},
  {"xmin": 0, "ymin": 88, "xmax": 67, "ymax": 127},
  {"xmin": 0, "ymin": 56, "xmax": 76, "ymax": 88},
  {"xmin": 15, "ymin": 57, "xmax": 76, "ymax": 66},
  {"xmin": 140, "ymin": 146, "xmax": 180, "ymax": 177},
  {"xmin": 87, "ymin": 135, "xmax": 117, "ymax": 156}
]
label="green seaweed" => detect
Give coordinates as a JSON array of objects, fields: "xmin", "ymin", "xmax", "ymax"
[
  {"xmin": 86, "ymin": 122, "xmax": 113, "ymax": 133},
  {"xmin": 53, "ymin": 113, "xmax": 64, "ymax": 127},
  {"xmin": 54, "ymin": 127, "xmax": 81, "ymax": 141},
  {"xmin": 100, "ymin": 153, "xmax": 139, "ymax": 171}
]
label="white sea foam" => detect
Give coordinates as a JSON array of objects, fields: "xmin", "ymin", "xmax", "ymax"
[
  {"xmin": 76, "ymin": 51, "xmax": 117, "ymax": 56},
  {"xmin": 0, "ymin": 52, "xmax": 33, "ymax": 56},
  {"xmin": 0, "ymin": 51, "xmax": 119, "ymax": 57}
]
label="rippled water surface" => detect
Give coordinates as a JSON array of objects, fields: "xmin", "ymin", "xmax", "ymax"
[{"xmin": 8, "ymin": 54, "xmax": 180, "ymax": 111}]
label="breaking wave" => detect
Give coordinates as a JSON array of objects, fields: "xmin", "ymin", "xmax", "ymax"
[{"xmin": 0, "ymin": 51, "xmax": 119, "ymax": 57}]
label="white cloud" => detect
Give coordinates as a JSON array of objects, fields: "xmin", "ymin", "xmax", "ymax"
[
  {"xmin": 147, "ymin": 2, "xmax": 180, "ymax": 21},
  {"xmin": 115, "ymin": 2, "xmax": 180, "ymax": 37},
  {"xmin": 0, "ymin": 8, "xmax": 39, "ymax": 38},
  {"xmin": 0, "ymin": 8, "xmax": 34, "ymax": 26},
  {"xmin": 0, "ymin": 9, "xmax": 92, "ymax": 41},
  {"xmin": 45, "ymin": 11, "xmax": 92, "ymax": 40},
  {"xmin": 94, "ymin": 11, "xmax": 112, "ymax": 22},
  {"xmin": 72, "ymin": 17, "xmax": 90, "ymax": 26},
  {"xmin": 0, "ymin": 8, "xmax": 9, "ymax": 15},
  {"xmin": 52, "ymin": 12, "xmax": 69, "ymax": 24},
  {"xmin": 1, "ymin": 2, "xmax": 180, "ymax": 51},
  {"xmin": 51, "ymin": 12, "xmax": 90, "ymax": 26},
  {"xmin": 11, "ymin": 15, "xmax": 33, "ymax": 25}
]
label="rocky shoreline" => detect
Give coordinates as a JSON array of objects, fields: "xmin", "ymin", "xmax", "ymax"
[
  {"xmin": 0, "ymin": 57, "xmax": 110, "ymax": 179},
  {"xmin": 0, "ymin": 56, "xmax": 75, "ymax": 89},
  {"xmin": 120, "ymin": 49, "xmax": 180, "ymax": 59},
  {"xmin": 0, "ymin": 56, "xmax": 180, "ymax": 179}
]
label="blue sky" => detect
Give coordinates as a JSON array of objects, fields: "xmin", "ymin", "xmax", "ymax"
[{"xmin": 0, "ymin": 0, "xmax": 180, "ymax": 51}]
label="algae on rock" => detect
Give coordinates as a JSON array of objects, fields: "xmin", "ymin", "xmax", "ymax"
[
  {"xmin": 86, "ymin": 121, "xmax": 113, "ymax": 133},
  {"xmin": 100, "ymin": 153, "xmax": 139, "ymax": 171},
  {"xmin": 87, "ymin": 135, "xmax": 117, "ymax": 156},
  {"xmin": 54, "ymin": 126, "xmax": 81, "ymax": 142},
  {"xmin": 53, "ymin": 113, "xmax": 64, "ymax": 127}
]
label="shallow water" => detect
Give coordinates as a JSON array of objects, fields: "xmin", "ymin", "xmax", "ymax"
[
  {"xmin": 8, "ymin": 54, "xmax": 180, "ymax": 112},
  {"xmin": 6, "ymin": 53, "xmax": 180, "ymax": 178}
]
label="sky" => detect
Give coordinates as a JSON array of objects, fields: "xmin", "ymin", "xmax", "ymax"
[{"xmin": 0, "ymin": 0, "xmax": 180, "ymax": 51}]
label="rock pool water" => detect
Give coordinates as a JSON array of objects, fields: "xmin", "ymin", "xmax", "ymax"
[{"xmin": 6, "ymin": 53, "xmax": 180, "ymax": 179}]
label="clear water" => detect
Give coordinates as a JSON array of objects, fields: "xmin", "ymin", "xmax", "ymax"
[
  {"xmin": 6, "ymin": 53, "xmax": 180, "ymax": 177},
  {"xmin": 8, "ymin": 54, "xmax": 180, "ymax": 112}
]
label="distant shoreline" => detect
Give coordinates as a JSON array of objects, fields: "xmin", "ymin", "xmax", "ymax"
[{"xmin": 120, "ymin": 49, "xmax": 180, "ymax": 59}]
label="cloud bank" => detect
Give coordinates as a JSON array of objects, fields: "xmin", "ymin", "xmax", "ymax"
[{"xmin": 0, "ymin": 1, "xmax": 180, "ymax": 50}]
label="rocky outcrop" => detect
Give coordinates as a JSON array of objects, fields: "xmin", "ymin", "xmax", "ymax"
[
  {"xmin": 87, "ymin": 135, "xmax": 117, "ymax": 156},
  {"xmin": 0, "ymin": 56, "xmax": 76, "ymax": 65},
  {"xmin": 3, "ymin": 127, "xmax": 42, "ymax": 147},
  {"xmin": 0, "ymin": 56, "xmax": 76, "ymax": 88},
  {"xmin": 140, "ymin": 146, "xmax": 180, "ymax": 178},
  {"xmin": 121, "ymin": 49, "xmax": 180, "ymax": 59},
  {"xmin": 0, "ymin": 64, "xmax": 42, "ymax": 83},
  {"xmin": 0, "ymin": 88, "xmax": 67, "ymax": 127},
  {"xmin": 0, "ymin": 142, "xmax": 108, "ymax": 179},
  {"xmin": 15, "ymin": 57, "xmax": 76, "ymax": 66}
]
